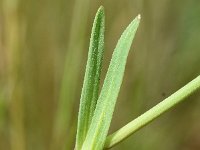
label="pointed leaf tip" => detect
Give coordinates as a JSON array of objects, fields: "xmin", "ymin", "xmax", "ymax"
[
  {"xmin": 137, "ymin": 14, "xmax": 141, "ymax": 20},
  {"xmin": 98, "ymin": 6, "xmax": 104, "ymax": 14}
]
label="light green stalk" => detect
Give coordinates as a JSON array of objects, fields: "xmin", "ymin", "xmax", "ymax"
[
  {"xmin": 76, "ymin": 6, "xmax": 105, "ymax": 150},
  {"xmin": 105, "ymin": 75, "xmax": 200, "ymax": 149}
]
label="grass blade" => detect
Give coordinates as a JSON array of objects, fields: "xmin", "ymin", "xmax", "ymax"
[
  {"xmin": 105, "ymin": 75, "xmax": 200, "ymax": 149},
  {"xmin": 82, "ymin": 15, "xmax": 141, "ymax": 150},
  {"xmin": 75, "ymin": 6, "xmax": 105, "ymax": 150},
  {"xmin": 52, "ymin": 0, "xmax": 91, "ymax": 149}
]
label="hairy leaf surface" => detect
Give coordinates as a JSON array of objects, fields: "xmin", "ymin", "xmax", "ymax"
[
  {"xmin": 75, "ymin": 6, "xmax": 105, "ymax": 150},
  {"xmin": 82, "ymin": 15, "xmax": 140, "ymax": 150}
]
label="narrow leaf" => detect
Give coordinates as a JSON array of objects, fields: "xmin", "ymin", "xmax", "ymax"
[
  {"xmin": 105, "ymin": 75, "xmax": 200, "ymax": 149},
  {"xmin": 82, "ymin": 15, "xmax": 141, "ymax": 150},
  {"xmin": 75, "ymin": 6, "xmax": 105, "ymax": 150}
]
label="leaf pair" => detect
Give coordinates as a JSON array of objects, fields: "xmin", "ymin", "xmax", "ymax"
[{"xmin": 76, "ymin": 6, "xmax": 140, "ymax": 150}]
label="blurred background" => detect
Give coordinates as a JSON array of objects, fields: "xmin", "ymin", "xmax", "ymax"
[{"xmin": 0, "ymin": 0, "xmax": 200, "ymax": 149}]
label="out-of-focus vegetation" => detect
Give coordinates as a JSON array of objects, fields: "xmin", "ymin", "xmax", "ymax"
[{"xmin": 0, "ymin": 0, "xmax": 200, "ymax": 150}]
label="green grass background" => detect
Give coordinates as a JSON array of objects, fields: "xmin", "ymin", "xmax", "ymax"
[{"xmin": 0, "ymin": 0, "xmax": 200, "ymax": 150}]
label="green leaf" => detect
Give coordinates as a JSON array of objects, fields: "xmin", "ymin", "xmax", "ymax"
[
  {"xmin": 105, "ymin": 75, "xmax": 200, "ymax": 148},
  {"xmin": 81, "ymin": 15, "xmax": 141, "ymax": 150},
  {"xmin": 75, "ymin": 6, "xmax": 105, "ymax": 150}
]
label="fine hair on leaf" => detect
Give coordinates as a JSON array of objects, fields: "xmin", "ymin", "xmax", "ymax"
[
  {"xmin": 75, "ymin": 5, "xmax": 200, "ymax": 150},
  {"xmin": 75, "ymin": 6, "xmax": 105, "ymax": 150},
  {"xmin": 81, "ymin": 14, "xmax": 141, "ymax": 150}
]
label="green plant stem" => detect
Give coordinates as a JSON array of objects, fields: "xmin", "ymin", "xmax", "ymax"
[{"xmin": 105, "ymin": 75, "xmax": 200, "ymax": 149}]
